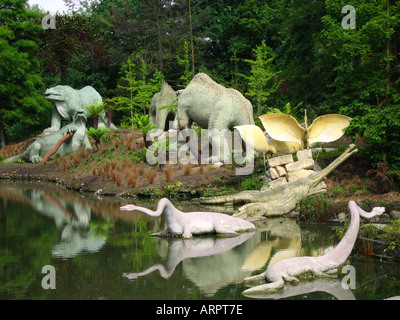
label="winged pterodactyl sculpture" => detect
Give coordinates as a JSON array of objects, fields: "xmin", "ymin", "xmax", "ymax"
[{"xmin": 259, "ymin": 110, "xmax": 352, "ymax": 149}]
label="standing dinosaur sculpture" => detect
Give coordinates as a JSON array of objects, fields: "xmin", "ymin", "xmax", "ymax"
[
  {"xmin": 242, "ymin": 200, "xmax": 385, "ymax": 295},
  {"xmin": 177, "ymin": 73, "xmax": 254, "ymax": 163},
  {"xmin": 120, "ymin": 198, "xmax": 255, "ymax": 238},
  {"xmin": 44, "ymin": 85, "xmax": 116, "ymax": 133}
]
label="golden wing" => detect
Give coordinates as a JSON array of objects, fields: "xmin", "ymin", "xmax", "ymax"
[
  {"xmin": 234, "ymin": 124, "xmax": 275, "ymax": 153},
  {"xmin": 259, "ymin": 113, "xmax": 304, "ymax": 145},
  {"xmin": 308, "ymin": 114, "xmax": 352, "ymax": 145}
]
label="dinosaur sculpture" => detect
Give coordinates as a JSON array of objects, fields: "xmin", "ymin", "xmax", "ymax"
[
  {"xmin": 200, "ymin": 144, "xmax": 358, "ymax": 218},
  {"xmin": 44, "ymin": 85, "xmax": 116, "ymax": 133},
  {"xmin": 120, "ymin": 198, "xmax": 255, "ymax": 238},
  {"xmin": 259, "ymin": 111, "xmax": 352, "ymax": 149},
  {"xmin": 243, "ymin": 200, "xmax": 385, "ymax": 295},
  {"xmin": 5, "ymin": 111, "xmax": 91, "ymax": 163},
  {"xmin": 149, "ymin": 80, "xmax": 177, "ymax": 131},
  {"xmin": 177, "ymin": 73, "xmax": 254, "ymax": 163}
]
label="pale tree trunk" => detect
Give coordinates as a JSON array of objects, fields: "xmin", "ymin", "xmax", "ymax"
[{"xmin": 0, "ymin": 121, "xmax": 6, "ymax": 149}]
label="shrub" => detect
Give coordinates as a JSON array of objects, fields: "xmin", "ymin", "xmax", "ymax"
[{"xmin": 299, "ymin": 194, "xmax": 333, "ymax": 223}]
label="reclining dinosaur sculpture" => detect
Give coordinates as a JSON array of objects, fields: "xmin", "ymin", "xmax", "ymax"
[
  {"xmin": 200, "ymin": 144, "xmax": 358, "ymax": 218},
  {"xmin": 120, "ymin": 198, "xmax": 255, "ymax": 238},
  {"xmin": 5, "ymin": 111, "xmax": 91, "ymax": 163},
  {"xmin": 242, "ymin": 200, "xmax": 385, "ymax": 295}
]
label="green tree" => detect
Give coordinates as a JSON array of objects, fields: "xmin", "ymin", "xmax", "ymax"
[
  {"xmin": 0, "ymin": 0, "xmax": 51, "ymax": 147},
  {"xmin": 111, "ymin": 54, "xmax": 163, "ymax": 130},
  {"xmin": 244, "ymin": 43, "xmax": 280, "ymax": 116}
]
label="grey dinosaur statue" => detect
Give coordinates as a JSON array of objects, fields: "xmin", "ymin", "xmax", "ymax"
[
  {"xmin": 120, "ymin": 198, "xmax": 255, "ymax": 238},
  {"xmin": 44, "ymin": 85, "xmax": 116, "ymax": 133},
  {"xmin": 242, "ymin": 200, "xmax": 385, "ymax": 295},
  {"xmin": 5, "ymin": 111, "xmax": 91, "ymax": 163},
  {"xmin": 149, "ymin": 80, "xmax": 177, "ymax": 131},
  {"xmin": 177, "ymin": 73, "xmax": 255, "ymax": 163}
]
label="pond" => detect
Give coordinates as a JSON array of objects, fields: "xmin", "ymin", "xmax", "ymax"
[{"xmin": 1, "ymin": 181, "xmax": 400, "ymax": 300}]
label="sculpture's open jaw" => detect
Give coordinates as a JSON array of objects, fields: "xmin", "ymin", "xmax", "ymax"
[{"xmin": 44, "ymin": 89, "xmax": 64, "ymax": 101}]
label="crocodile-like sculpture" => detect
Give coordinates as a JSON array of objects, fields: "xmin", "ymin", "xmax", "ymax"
[
  {"xmin": 200, "ymin": 144, "xmax": 358, "ymax": 218},
  {"xmin": 5, "ymin": 111, "xmax": 91, "ymax": 163},
  {"xmin": 242, "ymin": 200, "xmax": 385, "ymax": 295},
  {"xmin": 120, "ymin": 198, "xmax": 255, "ymax": 238},
  {"xmin": 44, "ymin": 85, "xmax": 116, "ymax": 133}
]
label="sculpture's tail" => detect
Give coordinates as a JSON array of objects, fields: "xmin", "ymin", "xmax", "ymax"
[
  {"xmin": 242, "ymin": 278, "xmax": 285, "ymax": 296},
  {"xmin": 4, "ymin": 155, "xmax": 21, "ymax": 163}
]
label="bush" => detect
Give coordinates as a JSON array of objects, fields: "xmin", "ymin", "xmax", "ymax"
[{"xmin": 299, "ymin": 194, "xmax": 333, "ymax": 223}]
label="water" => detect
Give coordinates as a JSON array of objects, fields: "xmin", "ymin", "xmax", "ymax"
[{"xmin": 1, "ymin": 181, "xmax": 400, "ymax": 300}]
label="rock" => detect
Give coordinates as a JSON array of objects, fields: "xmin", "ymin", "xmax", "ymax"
[
  {"xmin": 287, "ymin": 169, "xmax": 313, "ymax": 182},
  {"xmin": 268, "ymin": 177, "xmax": 288, "ymax": 189},
  {"xmin": 267, "ymin": 154, "xmax": 294, "ymax": 167},
  {"xmin": 390, "ymin": 210, "xmax": 400, "ymax": 220},
  {"xmin": 275, "ymin": 165, "xmax": 287, "ymax": 177},
  {"xmin": 267, "ymin": 167, "xmax": 279, "ymax": 180},
  {"xmin": 285, "ymin": 158, "xmax": 315, "ymax": 172},
  {"xmin": 296, "ymin": 149, "xmax": 312, "ymax": 160}
]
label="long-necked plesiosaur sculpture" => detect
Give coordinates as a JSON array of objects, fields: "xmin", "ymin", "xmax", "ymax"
[
  {"xmin": 243, "ymin": 201, "xmax": 385, "ymax": 296},
  {"xmin": 120, "ymin": 198, "xmax": 255, "ymax": 238}
]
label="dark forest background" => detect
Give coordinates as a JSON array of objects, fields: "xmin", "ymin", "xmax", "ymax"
[{"xmin": 1, "ymin": 0, "xmax": 400, "ymax": 173}]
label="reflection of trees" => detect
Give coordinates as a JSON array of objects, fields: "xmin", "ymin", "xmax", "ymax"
[{"xmin": 0, "ymin": 199, "xmax": 58, "ymax": 299}]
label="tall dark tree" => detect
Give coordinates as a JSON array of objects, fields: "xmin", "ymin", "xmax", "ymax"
[{"xmin": 0, "ymin": 0, "xmax": 51, "ymax": 146}]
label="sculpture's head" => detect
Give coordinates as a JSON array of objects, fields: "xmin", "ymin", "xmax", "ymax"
[
  {"xmin": 44, "ymin": 85, "xmax": 73, "ymax": 102},
  {"xmin": 72, "ymin": 110, "xmax": 87, "ymax": 124}
]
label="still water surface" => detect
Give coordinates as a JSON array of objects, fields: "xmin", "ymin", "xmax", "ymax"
[{"xmin": 1, "ymin": 181, "xmax": 400, "ymax": 300}]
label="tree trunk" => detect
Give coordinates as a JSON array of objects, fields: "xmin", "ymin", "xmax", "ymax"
[{"xmin": 0, "ymin": 121, "xmax": 6, "ymax": 149}]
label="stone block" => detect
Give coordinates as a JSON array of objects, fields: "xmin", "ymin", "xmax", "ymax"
[
  {"xmin": 275, "ymin": 165, "xmax": 287, "ymax": 177},
  {"xmin": 267, "ymin": 167, "xmax": 279, "ymax": 180},
  {"xmin": 287, "ymin": 169, "xmax": 313, "ymax": 182},
  {"xmin": 296, "ymin": 149, "xmax": 312, "ymax": 160},
  {"xmin": 285, "ymin": 158, "xmax": 314, "ymax": 172},
  {"xmin": 269, "ymin": 177, "xmax": 288, "ymax": 189},
  {"xmin": 267, "ymin": 154, "xmax": 294, "ymax": 168}
]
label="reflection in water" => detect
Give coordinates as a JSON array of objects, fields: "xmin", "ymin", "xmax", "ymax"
[
  {"xmin": 124, "ymin": 232, "xmax": 254, "ymax": 296},
  {"xmin": 3, "ymin": 185, "xmax": 106, "ymax": 259},
  {"xmin": 244, "ymin": 278, "xmax": 356, "ymax": 300},
  {"xmin": 1, "ymin": 182, "xmax": 400, "ymax": 300}
]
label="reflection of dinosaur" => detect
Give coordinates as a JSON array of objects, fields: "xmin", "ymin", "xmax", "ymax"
[
  {"xmin": 120, "ymin": 198, "xmax": 255, "ymax": 238},
  {"xmin": 243, "ymin": 201, "xmax": 385, "ymax": 295},
  {"xmin": 5, "ymin": 111, "xmax": 91, "ymax": 163},
  {"xmin": 244, "ymin": 278, "xmax": 356, "ymax": 300},
  {"xmin": 124, "ymin": 233, "xmax": 253, "ymax": 279}
]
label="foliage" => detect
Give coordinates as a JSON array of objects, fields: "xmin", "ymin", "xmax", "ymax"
[
  {"xmin": 111, "ymin": 55, "xmax": 163, "ymax": 129},
  {"xmin": 134, "ymin": 114, "xmax": 157, "ymax": 136},
  {"xmin": 244, "ymin": 43, "xmax": 281, "ymax": 116},
  {"xmin": 85, "ymin": 127, "xmax": 110, "ymax": 150},
  {"xmin": 84, "ymin": 102, "xmax": 106, "ymax": 129},
  {"xmin": 299, "ymin": 194, "xmax": 334, "ymax": 223},
  {"xmin": 0, "ymin": 0, "xmax": 52, "ymax": 146}
]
